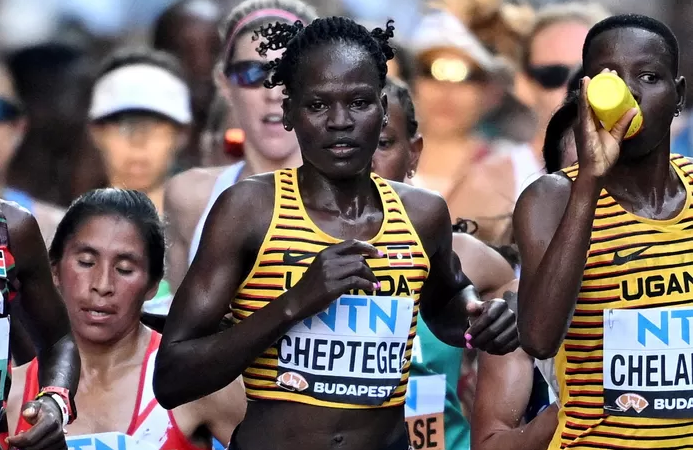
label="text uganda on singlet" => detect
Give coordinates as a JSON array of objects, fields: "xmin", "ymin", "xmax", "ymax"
[{"xmin": 276, "ymin": 294, "xmax": 414, "ymax": 405}]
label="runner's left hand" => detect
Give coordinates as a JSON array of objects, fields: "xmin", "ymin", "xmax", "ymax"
[
  {"xmin": 7, "ymin": 397, "xmax": 67, "ymax": 450},
  {"xmin": 463, "ymin": 287, "xmax": 519, "ymax": 355}
]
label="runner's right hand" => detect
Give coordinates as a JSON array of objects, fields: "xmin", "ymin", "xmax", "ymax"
[
  {"xmin": 575, "ymin": 69, "xmax": 638, "ymax": 179},
  {"xmin": 283, "ymin": 239, "xmax": 382, "ymax": 320}
]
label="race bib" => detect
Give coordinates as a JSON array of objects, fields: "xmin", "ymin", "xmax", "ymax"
[
  {"xmin": 405, "ymin": 375, "xmax": 446, "ymax": 450},
  {"xmin": 277, "ymin": 295, "xmax": 413, "ymax": 405},
  {"xmin": 66, "ymin": 432, "xmax": 157, "ymax": 450},
  {"xmin": 603, "ymin": 306, "xmax": 693, "ymax": 419}
]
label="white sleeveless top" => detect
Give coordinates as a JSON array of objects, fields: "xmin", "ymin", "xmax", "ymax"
[{"xmin": 188, "ymin": 162, "xmax": 245, "ymax": 264}]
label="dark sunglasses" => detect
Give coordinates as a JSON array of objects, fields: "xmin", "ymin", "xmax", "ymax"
[
  {"xmin": 0, "ymin": 98, "xmax": 22, "ymax": 122},
  {"xmin": 226, "ymin": 60, "xmax": 270, "ymax": 88},
  {"xmin": 526, "ymin": 64, "xmax": 577, "ymax": 89}
]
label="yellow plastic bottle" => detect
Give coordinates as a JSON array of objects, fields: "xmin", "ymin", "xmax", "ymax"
[{"xmin": 587, "ymin": 73, "xmax": 643, "ymax": 139}]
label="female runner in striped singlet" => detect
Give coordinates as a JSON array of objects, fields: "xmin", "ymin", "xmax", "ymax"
[
  {"xmin": 155, "ymin": 17, "xmax": 518, "ymax": 450},
  {"xmin": 514, "ymin": 14, "xmax": 692, "ymax": 450},
  {"xmin": 7, "ymin": 189, "xmax": 246, "ymax": 450}
]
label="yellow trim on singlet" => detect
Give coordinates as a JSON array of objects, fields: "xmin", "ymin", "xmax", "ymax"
[
  {"xmin": 550, "ymin": 155, "xmax": 693, "ymax": 450},
  {"xmin": 231, "ymin": 169, "xmax": 430, "ymax": 409}
]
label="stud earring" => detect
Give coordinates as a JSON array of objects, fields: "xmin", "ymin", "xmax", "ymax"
[
  {"xmin": 674, "ymin": 110, "xmax": 681, "ymax": 117},
  {"xmin": 283, "ymin": 124, "xmax": 291, "ymax": 131},
  {"xmin": 407, "ymin": 169, "xmax": 416, "ymax": 179},
  {"xmin": 382, "ymin": 116, "xmax": 389, "ymax": 127}
]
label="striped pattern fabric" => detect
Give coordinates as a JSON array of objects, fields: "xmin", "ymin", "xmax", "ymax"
[
  {"xmin": 548, "ymin": 155, "xmax": 693, "ymax": 450},
  {"xmin": 231, "ymin": 169, "xmax": 430, "ymax": 409}
]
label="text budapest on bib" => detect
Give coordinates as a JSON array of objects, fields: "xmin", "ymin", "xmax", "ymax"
[
  {"xmin": 603, "ymin": 306, "xmax": 693, "ymax": 419},
  {"xmin": 277, "ymin": 295, "xmax": 413, "ymax": 405}
]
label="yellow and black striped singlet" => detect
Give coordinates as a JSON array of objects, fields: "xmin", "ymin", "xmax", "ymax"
[
  {"xmin": 550, "ymin": 155, "xmax": 693, "ymax": 449},
  {"xmin": 231, "ymin": 169, "xmax": 430, "ymax": 409}
]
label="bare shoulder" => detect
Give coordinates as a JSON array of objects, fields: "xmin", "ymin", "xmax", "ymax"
[
  {"xmin": 165, "ymin": 167, "xmax": 229, "ymax": 213},
  {"xmin": 2, "ymin": 200, "xmax": 40, "ymax": 245},
  {"xmin": 200, "ymin": 172, "xmax": 276, "ymax": 252},
  {"xmin": 389, "ymin": 181, "xmax": 450, "ymax": 255},
  {"xmin": 515, "ymin": 172, "xmax": 572, "ymax": 213}
]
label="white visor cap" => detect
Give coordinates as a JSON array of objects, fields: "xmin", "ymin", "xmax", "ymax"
[{"xmin": 89, "ymin": 64, "xmax": 192, "ymax": 125}]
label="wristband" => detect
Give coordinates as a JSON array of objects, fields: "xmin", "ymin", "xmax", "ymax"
[
  {"xmin": 38, "ymin": 393, "xmax": 69, "ymax": 429},
  {"xmin": 36, "ymin": 386, "xmax": 77, "ymax": 425}
]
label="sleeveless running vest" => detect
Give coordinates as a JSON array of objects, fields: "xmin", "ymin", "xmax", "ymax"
[
  {"xmin": 17, "ymin": 331, "xmax": 207, "ymax": 450},
  {"xmin": 0, "ymin": 204, "xmax": 18, "ymax": 450},
  {"xmin": 232, "ymin": 169, "xmax": 429, "ymax": 409},
  {"xmin": 550, "ymin": 155, "xmax": 693, "ymax": 449}
]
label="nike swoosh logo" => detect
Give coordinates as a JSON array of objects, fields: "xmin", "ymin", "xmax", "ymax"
[
  {"xmin": 282, "ymin": 249, "xmax": 314, "ymax": 264},
  {"xmin": 612, "ymin": 245, "xmax": 652, "ymax": 266}
]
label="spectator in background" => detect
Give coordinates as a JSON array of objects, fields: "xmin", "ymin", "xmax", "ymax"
[
  {"xmin": 153, "ymin": 0, "xmax": 223, "ymax": 170},
  {"xmin": 0, "ymin": 63, "xmax": 63, "ymax": 245},
  {"xmin": 7, "ymin": 32, "xmax": 108, "ymax": 207},
  {"xmin": 409, "ymin": 8, "xmax": 541, "ymax": 246},
  {"xmin": 521, "ymin": 2, "xmax": 609, "ymax": 157},
  {"xmin": 88, "ymin": 47, "xmax": 191, "ymax": 214}
]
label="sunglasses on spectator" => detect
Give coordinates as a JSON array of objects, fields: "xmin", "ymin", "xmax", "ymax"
[
  {"xmin": 526, "ymin": 64, "xmax": 577, "ymax": 89},
  {"xmin": 0, "ymin": 98, "xmax": 22, "ymax": 122},
  {"xmin": 226, "ymin": 60, "xmax": 270, "ymax": 88},
  {"xmin": 418, "ymin": 57, "xmax": 488, "ymax": 84}
]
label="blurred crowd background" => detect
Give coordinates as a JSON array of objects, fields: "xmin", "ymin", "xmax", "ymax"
[
  {"xmin": 0, "ymin": 0, "xmax": 690, "ymax": 208},
  {"xmin": 0, "ymin": 0, "xmax": 691, "ymax": 422}
]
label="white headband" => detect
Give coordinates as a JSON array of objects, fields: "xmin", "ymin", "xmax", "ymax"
[{"xmin": 89, "ymin": 64, "xmax": 192, "ymax": 124}]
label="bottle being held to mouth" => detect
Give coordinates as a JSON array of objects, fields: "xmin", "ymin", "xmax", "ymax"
[{"xmin": 587, "ymin": 72, "xmax": 644, "ymax": 139}]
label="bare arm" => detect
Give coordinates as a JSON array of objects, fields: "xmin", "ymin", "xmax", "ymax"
[
  {"xmin": 7, "ymin": 204, "xmax": 79, "ymax": 396},
  {"xmin": 154, "ymin": 177, "xmax": 382, "ymax": 409},
  {"xmin": 155, "ymin": 179, "xmax": 296, "ymax": 408},
  {"xmin": 513, "ymin": 174, "xmax": 601, "ymax": 359},
  {"xmin": 452, "ymin": 233, "xmax": 516, "ymax": 298},
  {"xmin": 471, "ymin": 349, "xmax": 558, "ymax": 450},
  {"xmin": 195, "ymin": 377, "xmax": 247, "ymax": 445},
  {"xmin": 398, "ymin": 187, "xmax": 517, "ymax": 354}
]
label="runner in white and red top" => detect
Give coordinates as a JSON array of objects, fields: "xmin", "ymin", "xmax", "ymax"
[{"xmin": 6, "ymin": 188, "xmax": 246, "ymax": 450}]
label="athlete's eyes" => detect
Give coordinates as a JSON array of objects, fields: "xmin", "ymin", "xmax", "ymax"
[
  {"xmin": 351, "ymin": 99, "xmax": 368, "ymax": 109},
  {"xmin": 378, "ymin": 137, "xmax": 395, "ymax": 149},
  {"xmin": 639, "ymin": 72, "xmax": 659, "ymax": 83},
  {"xmin": 308, "ymin": 101, "xmax": 326, "ymax": 112}
]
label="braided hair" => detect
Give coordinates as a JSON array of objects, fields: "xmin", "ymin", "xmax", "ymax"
[
  {"xmin": 253, "ymin": 16, "xmax": 396, "ymax": 95},
  {"xmin": 384, "ymin": 77, "xmax": 418, "ymax": 138}
]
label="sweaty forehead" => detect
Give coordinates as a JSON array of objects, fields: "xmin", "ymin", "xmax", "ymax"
[
  {"xmin": 585, "ymin": 27, "xmax": 673, "ymax": 74},
  {"xmin": 292, "ymin": 42, "xmax": 381, "ymax": 95}
]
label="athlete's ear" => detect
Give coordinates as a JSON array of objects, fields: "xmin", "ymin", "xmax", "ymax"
[
  {"xmin": 380, "ymin": 92, "xmax": 388, "ymax": 122},
  {"xmin": 50, "ymin": 264, "xmax": 60, "ymax": 289},
  {"xmin": 408, "ymin": 133, "xmax": 424, "ymax": 174},
  {"xmin": 282, "ymin": 98, "xmax": 294, "ymax": 132},
  {"xmin": 675, "ymin": 76, "xmax": 687, "ymax": 114}
]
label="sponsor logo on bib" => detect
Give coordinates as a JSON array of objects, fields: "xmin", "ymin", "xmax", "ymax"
[
  {"xmin": 405, "ymin": 375, "xmax": 446, "ymax": 450},
  {"xmin": 66, "ymin": 432, "xmax": 157, "ymax": 450},
  {"xmin": 276, "ymin": 371, "xmax": 309, "ymax": 392},
  {"xmin": 615, "ymin": 393, "xmax": 649, "ymax": 414},
  {"xmin": 277, "ymin": 295, "xmax": 414, "ymax": 406},
  {"xmin": 603, "ymin": 306, "xmax": 693, "ymax": 419}
]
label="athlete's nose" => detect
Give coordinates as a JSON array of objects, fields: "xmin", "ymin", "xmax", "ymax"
[{"xmin": 91, "ymin": 262, "xmax": 115, "ymax": 297}]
